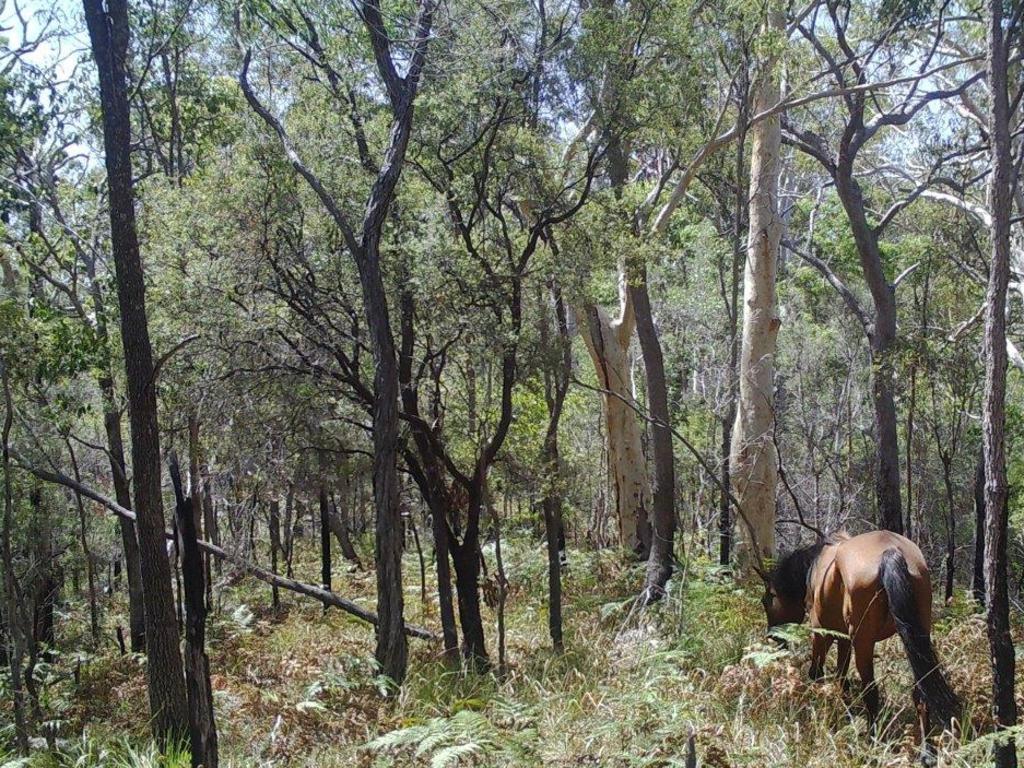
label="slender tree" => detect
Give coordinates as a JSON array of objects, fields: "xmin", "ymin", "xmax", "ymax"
[
  {"xmin": 982, "ymin": 0, "xmax": 1017, "ymax": 763},
  {"xmin": 238, "ymin": 0, "xmax": 435, "ymax": 683},
  {"xmin": 83, "ymin": 0, "xmax": 188, "ymax": 741}
]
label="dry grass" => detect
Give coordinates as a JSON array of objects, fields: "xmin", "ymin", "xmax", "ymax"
[{"xmin": 10, "ymin": 537, "xmax": 1023, "ymax": 767}]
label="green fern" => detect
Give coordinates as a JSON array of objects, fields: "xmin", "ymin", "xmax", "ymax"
[{"xmin": 368, "ymin": 707, "xmax": 536, "ymax": 766}]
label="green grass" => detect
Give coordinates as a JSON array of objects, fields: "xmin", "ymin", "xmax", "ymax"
[{"xmin": 0, "ymin": 533, "xmax": 1017, "ymax": 767}]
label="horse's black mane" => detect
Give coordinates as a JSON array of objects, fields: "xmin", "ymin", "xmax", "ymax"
[{"xmin": 771, "ymin": 542, "xmax": 827, "ymax": 603}]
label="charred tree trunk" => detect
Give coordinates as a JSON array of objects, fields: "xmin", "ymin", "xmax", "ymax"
[
  {"xmin": 169, "ymin": 453, "xmax": 218, "ymax": 768},
  {"xmin": 399, "ymin": 291, "xmax": 459, "ymax": 661},
  {"xmin": 284, "ymin": 484, "xmax": 296, "ymax": 579},
  {"xmin": 940, "ymin": 454, "xmax": 956, "ymax": 603},
  {"xmin": 319, "ymin": 486, "xmax": 331, "ymax": 592},
  {"xmin": 973, "ymin": 450, "xmax": 986, "ymax": 605},
  {"xmin": 84, "ymin": 0, "xmax": 189, "ymax": 739},
  {"xmin": 450, "ymin": 527, "xmax": 487, "ymax": 665}
]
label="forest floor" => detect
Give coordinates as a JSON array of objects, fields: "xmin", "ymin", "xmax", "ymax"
[{"xmin": 3, "ymin": 535, "xmax": 1019, "ymax": 767}]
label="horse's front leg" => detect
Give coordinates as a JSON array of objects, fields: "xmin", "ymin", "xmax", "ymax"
[
  {"xmin": 836, "ymin": 638, "xmax": 851, "ymax": 692},
  {"xmin": 809, "ymin": 631, "xmax": 833, "ymax": 681}
]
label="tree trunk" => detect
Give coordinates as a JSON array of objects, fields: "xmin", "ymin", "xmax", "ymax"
[
  {"xmin": 630, "ymin": 268, "xmax": 676, "ymax": 603},
  {"xmin": 905, "ymin": 365, "xmax": 917, "ymax": 539},
  {"xmin": 983, "ymin": 2, "xmax": 1017, "ymax": 762},
  {"xmin": 284, "ymin": 483, "xmax": 295, "ymax": 578},
  {"xmin": 269, "ymin": 498, "xmax": 281, "ymax": 610},
  {"xmin": 91, "ymin": 273, "xmax": 145, "ymax": 651},
  {"xmin": 328, "ymin": 496, "xmax": 362, "ymax": 568},
  {"xmin": 972, "ymin": 449, "xmax": 986, "ymax": 604},
  {"xmin": 319, "ymin": 486, "xmax": 332, "ymax": 592},
  {"xmin": 730, "ymin": 13, "xmax": 782, "ymax": 566},
  {"xmin": 451, "ymin": 527, "xmax": 487, "ymax": 665},
  {"xmin": 83, "ymin": 0, "xmax": 189, "ymax": 741},
  {"xmin": 1, "ymin": 364, "xmax": 29, "ymax": 755},
  {"xmin": 399, "ymin": 290, "xmax": 459, "ymax": 661},
  {"xmin": 540, "ymin": 282, "xmax": 569, "ymax": 648},
  {"xmin": 579, "ymin": 292, "xmax": 651, "ymax": 555},
  {"xmin": 720, "ymin": 98, "xmax": 747, "ymax": 567},
  {"xmin": 30, "ymin": 488, "xmax": 56, "ymax": 652},
  {"xmin": 68, "ymin": 441, "xmax": 100, "ymax": 645},
  {"xmin": 102, "ymin": 391, "xmax": 145, "ymax": 651},
  {"xmin": 832, "ymin": 172, "xmax": 902, "ymax": 534},
  {"xmin": 169, "ymin": 454, "xmax": 218, "ymax": 768},
  {"xmin": 431, "ymin": 497, "xmax": 459, "ymax": 660},
  {"xmin": 940, "ymin": 455, "xmax": 956, "ymax": 603}
]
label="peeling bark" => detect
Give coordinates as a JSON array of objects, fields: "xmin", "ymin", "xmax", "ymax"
[
  {"xmin": 730, "ymin": 12, "xmax": 782, "ymax": 566},
  {"xmin": 579, "ymin": 282, "xmax": 651, "ymax": 555}
]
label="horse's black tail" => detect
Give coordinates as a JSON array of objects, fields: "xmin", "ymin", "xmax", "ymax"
[{"xmin": 879, "ymin": 547, "xmax": 960, "ymax": 729}]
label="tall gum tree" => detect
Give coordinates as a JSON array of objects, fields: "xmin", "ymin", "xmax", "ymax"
[{"xmin": 730, "ymin": 7, "xmax": 783, "ymax": 566}]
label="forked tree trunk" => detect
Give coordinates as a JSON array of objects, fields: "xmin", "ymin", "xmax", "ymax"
[
  {"xmin": 84, "ymin": 0, "xmax": 189, "ymax": 741},
  {"xmin": 983, "ymin": 2, "xmax": 1017, "ymax": 763},
  {"xmin": 579, "ymin": 288, "xmax": 651, "ymax": 555},
  {"xmin": 730, "ymin": 12, "xmax": 782, "ymax": 567}
]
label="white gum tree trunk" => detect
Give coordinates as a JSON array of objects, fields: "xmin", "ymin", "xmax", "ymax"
[
  {"xmin": 730, "ymin": 11, "xmax": 783, "ymax": 567},
  {"xmin": 579, "ymin": 278, "xmax": 651, "ymax": 555}
]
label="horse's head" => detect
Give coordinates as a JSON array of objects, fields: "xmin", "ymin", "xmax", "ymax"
[
  {"xmin": 761, "ymin": 542, "xmax": 825, "ymax": 634},
  {"xmin": 761, "ymin": 581, "xmax": 805, "ymax": 630}
]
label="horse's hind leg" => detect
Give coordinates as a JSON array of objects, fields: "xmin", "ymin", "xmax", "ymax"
[
  {"xmin": 913, "ymin": 686, "xmax": 937, "ymax": 767},
  {"xmin": 854, "ymin": 639, "xmax": 879, "ymax": 728}
]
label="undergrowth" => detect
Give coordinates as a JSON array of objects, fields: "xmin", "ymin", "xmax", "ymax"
[{"xmin": 1, "ymin": 535, "xmax": 1020, "ymax": 767}]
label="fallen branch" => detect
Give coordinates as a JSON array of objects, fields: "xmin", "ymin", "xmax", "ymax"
[{"xmin": 10, "ymin": 448, "xmax": 435, "ymax": 641}]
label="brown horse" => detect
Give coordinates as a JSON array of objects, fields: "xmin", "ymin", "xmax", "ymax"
[{"xmin": 762, "ymin": 531, "xmax": 959, "ymax": 753}]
